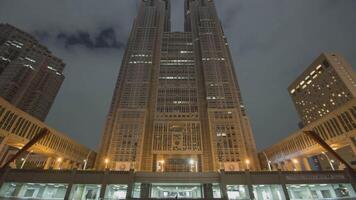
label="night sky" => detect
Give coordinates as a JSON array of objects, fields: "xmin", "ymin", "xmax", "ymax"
[{"xmin": 0, "ymin": 0, "xmax": 355, "ymax": 151}]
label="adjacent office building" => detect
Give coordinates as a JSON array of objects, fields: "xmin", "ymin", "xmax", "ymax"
[
  {"xmin": 288, "ymin": 53, "xmax": 356, "ymax": 126},
  {"xmin": 260, "ymin": 53, "xmax": 356, "ymax": 171},
  {"xmin": 0, "ymin": 24, "xmax": 65, "ymax": 121},
  {"xmin": 97, "ymin": 0, "xmax": 259, "ymax": 172}
]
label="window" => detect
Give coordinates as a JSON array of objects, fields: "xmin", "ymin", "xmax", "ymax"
[
  {"xmin": 69, "ymin": 184, "xmax": 101, "ymax": 200},
  {"xmin": 0, "ymin": 182, "xmax": 68, "ymax": 200},
  {"xmin": 253, "ymin": 185, "xmax": 285, "ymax": 200},
  {"xmin": 105, "ymin": 184, "xmax": 128, "ymax": 199},
  {"xmin": 226, "ymin": 185, "xmax": 249, "ymax": 200},
  {"xmin": 287, "ymin": 183, "xmax": 356, "ymax": 200}
]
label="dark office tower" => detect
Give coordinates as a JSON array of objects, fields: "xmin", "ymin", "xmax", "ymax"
[
  {"xmin": 0, "ymin": 24, "xmax": 65, "ymax": 121},
  {"xmin": 97, "ymin": 0, "xmax": 258, "ymax": 172}
]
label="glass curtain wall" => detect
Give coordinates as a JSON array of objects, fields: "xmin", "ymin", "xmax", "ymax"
[{"xmin": 0, "ymin": 182, "xmax": 67, "ymax": 200}]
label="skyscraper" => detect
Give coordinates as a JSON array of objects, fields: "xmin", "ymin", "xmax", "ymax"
[
  {"xmin": 97, "ymin": 0, "xmax": 258, "ymax": 172},
  {"xmin": 0, "ymin": 24, "xmax": 65, "ymax": 121},
  {"xmin": 288, "ymin": 53, "xmax": 356, "ymax": 125}
]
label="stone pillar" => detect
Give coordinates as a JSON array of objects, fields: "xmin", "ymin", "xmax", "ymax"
[
  {"xmin": 219, "ymin": 183, "xmax": 228, "ymax": 200},
  {"xmin": 125, "ymin": 169, "xmax": 135, "ymax": 199},
  {"xmin": 44, "ymin": 157, "xmax": 53, "ymax": 169},
  {"xmin": 64, "ymin": 169, "xmax": 76, "ymax": 200},
  {"xmin": 0, "ymin": 136, "xmax": 9, "ymax": 163},
  {"xmin": 140, "ymin": 183, "xmax": 151, "ymax": 198},
  {"xmin": 348, "ymin": 137, "xmax": 356, "ymax": 155},
  {"xmin": 62, "ymin": 160, "xmax": 71, "ymax": 170},
  {"xmin": 99, "ymin": 169, "xmax": 108, "ymax": 199},
  {"xmin": 278, "ymin": 170, "xmax": 291, "ymax": 200},
  {"xmin": 302, "ymin": 157, "xmax": 311, "ymax": 171},
  {"xmin": 245, "ymin": 170, "xmax": 255, "ymax": 200},
  {"xmin": 203, "ymin": 183, "xmax": 213, "ymax": 199}
]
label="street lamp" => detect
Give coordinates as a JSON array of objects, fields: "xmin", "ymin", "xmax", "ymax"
[
  {"xmin": 20, "ymin": 150, "xmax": 33, "ymax": 169},
  {"xmin": 83, "ymin": 159, "xmax": 88, "ymax": 170},
  {"xmin": 157, "ymin": 160, "xmax": 165, "ymax": 172},
  {"xmin": 245, "ymin": 159, "xmax": 250, "ymax": 170},
  {"xmin": 57, "ymin": 157, "xmax": 63, "ymax": 170},
  {"xmin": 292, "ymin": 159, "xmax": 299, "ymax": 171},
  {"xmin": 321, "ymin": 152, "xmax": 335, "ymax": 171},
  {"xmin": 104, "ymin": 158, "xmax": 109, "ymax": 169},
  {"xmin": 262, "ymin": 152, "xmax": 272, "ymax": 171},
  {"xmin": 189, "ymin": 159, "xmax": 198, "ymax": 172}
]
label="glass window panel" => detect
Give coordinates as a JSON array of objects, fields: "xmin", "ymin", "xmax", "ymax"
[
  {"xmin": 150, "ymin": 183, "xmax": 202, "ymax": 199},
  {"xmin": 104, "ymin": 184, "xmax": 128, "ymax": 199},
  {"xmin": 287, "ymin": 183, "xmax": 356, "ymax": 200},
  {"xmin": 0, "ymin": 182, "xmax": 68, "ymax": 200},
  {"xmin": 131, "ymin": 183, "xmax": 141, "ymax": 198},
  {"xmin": 253, "ymin": 185, "xmax": 285, "ymax": 200},
  {"xmin": 212, "ymin": 183, "xmax": 222, "ymax": 198},
  {"xmin": 69, "ymin": 184, "xmax": 101, "ymax": 200},
  {"xmin": 226, "ymin": 185, "xmax": 249, "ymax": 200}
]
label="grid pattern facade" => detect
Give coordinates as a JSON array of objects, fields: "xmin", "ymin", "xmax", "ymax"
[
  {"xmin": 0, "ymin": 24, "xmax": 64, "ymax": 121},
  {"xmin": 289, "ymin": 53, "xmax": 356, "ymax": 125},
  {"xmin": 0, "ymin": 97, "xmax": 95, "ymax": 167},
  {"xmin": 97, "ymin": 0, "xmax": 258, "ymax": 172}
]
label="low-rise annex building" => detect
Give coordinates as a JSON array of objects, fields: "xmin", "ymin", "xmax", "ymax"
[
  {"xmin": 259, "ymin": 99, "xmax": 356, "ymax": 171},
  {"xmin": 0, "ymin": 169, "xmax": 354, "ymax": 200},
  {"xmin": 0, "ymin": 97, "xmax": 96, "ymax": 169}
]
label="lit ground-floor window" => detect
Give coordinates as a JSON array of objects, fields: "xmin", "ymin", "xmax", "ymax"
[
  {"xmin": 287, "ymin": 183, "xmax": 356, "ymax": 200},
  {"xmin": 150, "ymin": 183, "xmax": 202, "ymax": 199},
  {"xmin": 226, "ymin": 185, "xmax": 249, "ymax": 200},
  {"xmin": 253, "ymin": 184, "xmax": 286, "ymax": 200},
  {"xmin": 0, "ymin": 182, "xmax": 68, "ymax": 199},
  {"xmin": 104, "ymin": 184, "xmax": 127, "ymax": 199},
  {"xmin": 69, "ymin": 184, "xmax": 101, "ymax": 200}
]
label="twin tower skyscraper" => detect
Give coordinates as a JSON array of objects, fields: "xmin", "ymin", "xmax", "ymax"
[{"xmin": 97, "ymin": 0, "xmax": 259, "ymax": 172}]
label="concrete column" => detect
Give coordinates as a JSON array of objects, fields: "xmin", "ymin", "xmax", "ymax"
[
  {"xmin": 203, "ymin": 183, "xmax": 213, "ymax": 199},
  {"xmin": 125, "ymin": 170, "xmax": 135, "ymax": 199},
  {"xmin": 219, "ymin": 183, "xmax": 228, "ymax": 200},
  {"xmin": 278, "ymin": 170, "xmax": 290, "ymax": 200},
  {"xmin": 64, "ymin": 169, "xmax": 76, "ymax": 200},
  {"xmin": 44, "ymin": 157, "xmax": 53, "ymax": 169},
  {"xmin": 0, "ymin": 136, "xmax": 9, "ymax": 163},
  {"xmin": 348, "ymin": 137, "xmax": 356, "ymax": 155},
  {"xmin": 140, "ymin": 183, "xmax": 151, "ymax": 198},
  {"xmin": 244, "ymin": 170, "xmax": 255, "ymax": 200},
  {"xmin": 302, "ymin": 157, "xmax": 311, "ymax": 171},
  {"xmin": 99, "ymin": 169, "xmax": 108, "ymax": 199},
  {"xmin": 293, "ymin": 158, "xmax": 302, "ymax": 171},
  {"xmin": 62, "ymin": 160, "xmax": 71, "ymax": 170}
]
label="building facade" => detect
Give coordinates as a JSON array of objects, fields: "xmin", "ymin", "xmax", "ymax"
[
  {"xmin": 0, "ymin": 97, "xmax": 96, "ymax": 170},
  {"xmin": 97, "ymin": 0, "xmax": 258, "ymax": 172},
  {"xmin": 288, "ymin": 53, "xmax": 356, "ymax": 126},
  {"xmin": 259, "ymin": 53, "xmax": 356, "ymax": 171},
  {"xmin": 0, "ymin": 24, "xmax": 65, "ymax": 121},
  {"xmin": 0, "ymin": 169, "xmax": 355, "ymax": 200}
]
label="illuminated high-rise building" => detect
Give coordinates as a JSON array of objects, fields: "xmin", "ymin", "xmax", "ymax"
[
  {"xmin": 97, "ymin": 0, "xmax": 258, "ymax": 172},
  {"xmin": 288, "ymin": 53, "xmax": 356, "ymax": 126},
  {"xmin": 0, "ymin": 24, "xmax": 65, "ymax": 121}
]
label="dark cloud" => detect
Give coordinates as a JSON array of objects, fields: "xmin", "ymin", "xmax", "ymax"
[
  {"xmin": 0, "ymin": 0, "xmax": 355, "ymax": 152},
  {"xmin": 56, "ymin": 28, "xmax": 124, "ymax": 49}
]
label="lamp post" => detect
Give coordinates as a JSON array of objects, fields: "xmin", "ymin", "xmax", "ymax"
[
  {"xmin": 245, "ymin": 159, "xmax": 250, "ymax": 170},
  {"xmin": 292, "ymin": 159, "xmax": 299, "ymax": 171},
  {"xmin": 262, "ymin": 152, "xmax": 272, "ymax": 171},
  {"xmin": 83, "ymin": 159, "xmax": 88, "ymax": 170},
  {"xmin": 20, "ymin": 150, "xmax": 33, "ymax": 169},
  {"xmin": 104, "ymin": 158, "xmax": 109, "ymax": 169},
  {"xmin": 322, "ymin": 152, "xmax": 335, "ymax": 171},
  {"xmin": 57, "ymin": 157, "xmax": 63, "ymax": 170}
]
